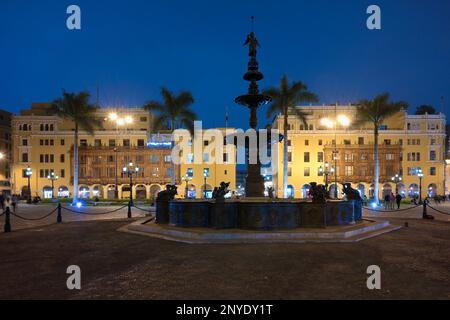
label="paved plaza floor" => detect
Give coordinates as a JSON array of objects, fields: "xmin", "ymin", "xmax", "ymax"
[{"xmin": 1, "ymin": 201, "xmax": 450, "ymax": 299}]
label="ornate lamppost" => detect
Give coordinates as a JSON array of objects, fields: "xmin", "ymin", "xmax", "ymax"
[
  {"xmin": 122, "ymin": 161, "xmax": 139, "ymax": 207},
  {"xmin": 418, "ymin": 168, "xmax": 424, "ymax": 204},
  {"xmin": 391, "ymin": 174, "xmax": 402, "ymax": 194},
  {"xmin": 47, "ymin": 172, "xmax": 59, "ymax": 199},
  {"xmin": 25, "ymin": 166, "xmax": 32, "ymax": 204},
  {"xmin": 203, "ymin": 168, "xmax": 209, "ymax": 199},
  {"xmin": 319, "ymin": 161, "xmax": 330, "ymax": 191},
  {"xmin": 182, "ymin": 174, "xmax": 192, "ymax": 199}
]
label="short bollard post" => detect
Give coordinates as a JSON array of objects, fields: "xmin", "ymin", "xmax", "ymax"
[
  {"xmin": 57, "ymin": 203, "xmax": 62, "ymax": 223},
  {"xmin": 4, "ymin": 207, "xmax": 11, "ymax": 233},
  {"xmin": 128, "ymin": 201, "xmax": 132, "ymax": 219},
  {"xmin": 422, "ymin": 201, "xmax": 427, "ymax": 219}
]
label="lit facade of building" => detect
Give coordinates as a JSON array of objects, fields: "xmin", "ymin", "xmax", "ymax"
[
  {"xmin": 0, "ymin": 109, "xmax": 12, "ymax": 195},
  {"xmin": 11, "ymin": 103, "xmax": 235, "ymax": 200},
  {"xmin": 272, "ymin": 105, "xmax": 447, "ymax": 200}
]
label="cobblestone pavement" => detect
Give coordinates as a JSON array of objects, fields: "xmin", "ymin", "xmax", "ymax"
[
  {"xmin": 0, "ymin": 217, "xmax": 449, "ymax": 299},
  {"xmin": 0, "ymin": 203, "xmax": 152, "ymax": 231}
]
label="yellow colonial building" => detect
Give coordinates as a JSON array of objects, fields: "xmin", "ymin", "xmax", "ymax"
[
  {"xmin": 11, "ymin": 103, "xmax": 235, "ymax": 200},
  {"xmin": 272, "ymin": 104, "xmax": 446, "ymax": 200}
]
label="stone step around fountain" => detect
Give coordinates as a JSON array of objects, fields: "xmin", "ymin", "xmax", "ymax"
[{"xmin": 119, "ymin": 218, "xmax": 401, "ymax": 244}]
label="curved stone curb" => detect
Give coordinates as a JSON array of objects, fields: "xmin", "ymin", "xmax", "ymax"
[{"xmin": 118, "ymin": 218, "xmax": 401, "ymax": 244}]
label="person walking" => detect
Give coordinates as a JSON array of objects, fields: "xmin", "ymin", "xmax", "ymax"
[
  {"xmin": 384, "ymin": 193, "xmax": 390, "ymax": 210},
  {"xmin": 395, "ymin": 193, "xmax": 402, "ymax": 210}
]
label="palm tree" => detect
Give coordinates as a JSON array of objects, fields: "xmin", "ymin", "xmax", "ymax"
[
  {"xmin": 144, "ymin": 87, "xmax": 197, "ymax": 184},
  {"xmin": 355, "ymin": 93, "xmax": 408, "ymax": 205},
  {"xmin": 52, "ymin": 91, "xmax": 102, "ymax": 205},
  {"xmin": 264, "ymin": 75, "xmax": 318, "ymax": 198}
]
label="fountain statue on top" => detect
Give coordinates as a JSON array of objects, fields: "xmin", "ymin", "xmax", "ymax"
[{"xmin": 235, "ymin": 17, "xmax": 272, "ymax": 197}]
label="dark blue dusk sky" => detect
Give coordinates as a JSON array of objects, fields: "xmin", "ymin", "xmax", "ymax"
[{"xmin": 1, "ymin": 0, "xmax": 449, "ymax": 129}]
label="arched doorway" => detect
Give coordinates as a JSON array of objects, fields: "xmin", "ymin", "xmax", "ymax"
[
  {"xmin": 43, "ymin": 186, "xmax": 53, "ymax": 199},
  {"xmin": 79, "ymin": 186, "xmax": 90, "ymax": 199},
  {"xmin": 408, "ymin": 183, "xmax": 419, "ymax": 199},
  {"xmin": 21, "ymin": 186, "xmax": 30, "ymax": 199},
  {"xmin": 58, "ymin": 186, "xmax": 69, "ymax": 198},
  {"xmin": 150, "ymin": 185, "xmax": 162, "ymax": 202},
  {"xmin": 92, "ymin": 185, "xmax": 103, "ymax": 198},
  {"xmin": 369, "ymin": 184, "xmax": 375, "ymax": 199},
  {"xmin": 329, "ymin": 184, "xmax": 340, "ymax": 199},
  {"xmin": 106, "ymin": 185, "xmax": 116, "ymax": 199},
  {"xmin": 382, "ymin": 183, "xmax": 392, "ymax": 198},
  {"xmin": 428, "ymin": 184, "xmax": 437, "ymax": 197},
  {"xmin": 135, "ymin": 185, "xmax": 146, "ymax": 200},
  {"xmin": 287, "ymin": 185, "xmax": 295, "ymax": 198},
  {"xmin": 301, "ymin": 184, "xmax": 310, "ymax": 199},
  {"xmin": 397, "ymin": 183, "xmax": 406, "ymax": 198},
  {"xmin": 357, "ymin": 184, "xmax": 365, "ymax": 197},
  {"xmin": 121, "ymin": 185, "xmax": 131, "ymax": 200},
  {"xmin": 201, "ymin": 184, "xmax": 213, "ymax": 199}
]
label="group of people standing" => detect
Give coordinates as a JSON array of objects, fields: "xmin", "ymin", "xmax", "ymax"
[
  {"xmin": 384, "ymin": 192, "xmax": 403, "ymax": 210},
  {"xmin": 0, "ymin": 192, "xmax": 18, "ymax": 212}
]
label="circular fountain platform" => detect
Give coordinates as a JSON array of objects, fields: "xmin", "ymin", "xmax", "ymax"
[{"xmin": 159, "ymin": 198, "xmax": 363, "ymax": 230}]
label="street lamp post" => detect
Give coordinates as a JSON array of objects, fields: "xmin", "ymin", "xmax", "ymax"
[
  {"xmin": 182, "ymin": 174, "xmax": 192, "ymax": 199},
  {"xmin": 25, "ymin": 166, "xmax": 32, "ymax": 204},
  {"xmin": 122, "ymin": 161, "xmax": 139, "ymax": 207},
  {"xmin": 418, "ymin": 168, "xmax": 424, "ymax": 204},
  {"xmin": 108, "ymin": 112, "xmax": 132, "ymax": 200},
  {"xmin": 391, "ymin": 174, "xmax": 402, "ymax": 194},
  {"xmin": 320, "ymin": 113, "xmax": 351, "ymax": 199},
  {"xmin": 203, "ymin": 168, "xmax": 209, "ymax": 199},
  {"xmin": 47, "ymin": 172, "xmax": 59, "ymax": 199}
]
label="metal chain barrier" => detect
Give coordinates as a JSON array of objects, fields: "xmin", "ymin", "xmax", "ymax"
[
  {"xmin": 61, "ymin": 204, "xmax": 128, "ymax": 215},
  {"xmin": 363, "ymin": 204, "xmax": 421, "ymax": 213},
  {"xmin": 10, "ymin": 207, "xmax": 59, "ymax": 221},
  {"xmin": 426, "ymin": 203, "xmax": 450, "ymax": 216}
]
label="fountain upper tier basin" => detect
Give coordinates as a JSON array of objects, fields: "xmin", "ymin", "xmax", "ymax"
[{"xmin": 156, "ymin": 198, "xmax": 362, "ymax": 230}]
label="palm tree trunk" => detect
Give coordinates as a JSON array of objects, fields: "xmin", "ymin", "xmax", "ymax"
[
  {"xmin": 283, "ymin": 106, "xmax": 289, "ymax": 198},
  {"xmin": 72, "ymin": 124, "xmax": 79, "ymax": 205},
  {"xmin": 373, "ymin": 124, "xmax": 379, "ymax": 205}
]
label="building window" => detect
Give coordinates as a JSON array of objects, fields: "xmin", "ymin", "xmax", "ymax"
[
  {"xmin": 137, "ymin": 139, "xmax": 145, "ymax": 147},
  {"xmin": 223, "ymin": 153, "xmax": 228, "ymax": 162},
  {"xmin": 386, "ymin": 154, "xmax": 394, "ymax": 161},
  {"xmin": 288, "ymin": 152, "xmax": 292, "ymax": 162},
  {"xmin": 22, "ymin": 139, "xmax": 28, "ymax": 146},
  {"xmin": 140, "ymin": 117, "xmax": 147, "ymax": 122},
  {"xmin": 304, "ymin": 152, "xmax": 310, "ymax": 162},
  {"xmin": 61, "ymin": 169, "xmax": 65, "ymax": 178},
  {"xmin": 94, "ymin": 139, "xmax": 102, "ymax": 147},
  {"xmin": 287, "ymin": 167, "xmax": 292, "ymax": 176},
  {"xmin": 123, "ymin": 139, "xmax": 130, "ymax": 147},
  {"xmin": 21, "ymin": 153, "xmax": 28, "ymax": 163},
  {"xmin": 430, "ymin": 150, "xmax": 436, "ymax": 161},
  {"xmin": 61, "ymin": 139, "xmax": 65, "ymax": 146},
  {"xmin": 203, "ymin": 153, "xmax": 209, "ymax": 162},
  {"xmin": 60, "ymin": 154, "xmax": 65, "ymax": 163},
  {"xmin": 150, "ymin": 155, "xmax": 159, "ymax": 163},
  {"xmin": 109, "ymin": 139, "xmax": 115, "ymax": 147},
  {"xmin": 305, "ymin": 140, "xmax": 309, "ymax": 146},
  {"xmin": 358, "ymin": 137, "xmax": 364, "ymax": 145},
  {"xmin": 187, "ymin": 168, "xmax": 193, "ymax": 177},
  {"xmin": 318, "ymin": 152, "xmax": 323, "ymax": 162},
  {"xmin": 80, "ymin": 140, "xmax": 87, "ymax": 147},
  {"xmin": 318, "ymin": 139, "xmax": 323, "ymax": 146},
  {"xmin": 304, "ymin": 167, "xmax": 310, "ymax": 177},
  {"xmin": 384, "ymin": 139, "xmax": 391, "ymax": 145},
  {"xmin": 164, "ymin": 155, "xmax": 171, "ymax": 163},
  {"xmin": 287, "ymin": 140, "xmax": 291, "ymax": 147},
  {"xmin": 343, "ymin": 139, "xmax": 351, "ymax": 145},
  {"xmin": 345, "ymin": 166, "xmax": 353, "ymax": 176},
  {"xmin": 430, "ymin": 167, "xmax": 436, "ymax": 176}
]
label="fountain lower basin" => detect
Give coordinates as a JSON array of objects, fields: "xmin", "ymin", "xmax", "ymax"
[{"xmin": 156, "ymin": 198, "xmax": 362, "ymax": 230}]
